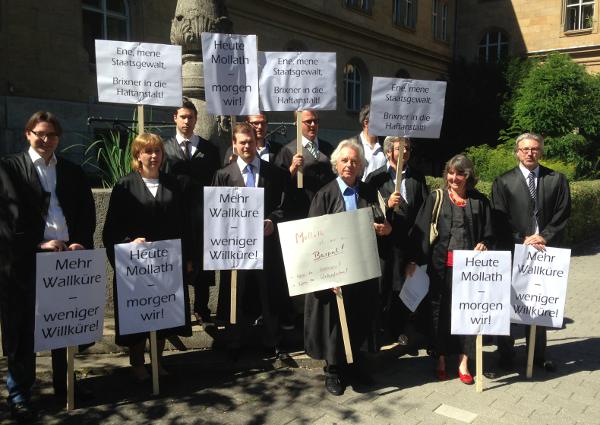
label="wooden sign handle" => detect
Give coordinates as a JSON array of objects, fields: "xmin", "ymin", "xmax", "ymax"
[
  {"xmin": 150, "ymin": 331, "xmax": 159, "ymax": 395},
  {"xmin": 66, "ymin": 346, "xmax": 76, "ymax": 410},
  {"xmin": 393, "ymin": 139, "xmax": 406, "ymax": 214},
  {"xmin": 296, "ymin": 111, "xmax": 303, "ymax": 189},
  {"xmin": 475, "ymin": 334, "xmax": 483, "ymax": 393},
  {"xmin": 137, "ymin": 104, "xmax": 145, "ymax": 135},
  {"xmin": 230, "ymin": 270, "xmax": 238, "ymax": 324},
  {"xmin": 526, "ymin": 325, "xmax": 537, "ymax": 379},
  {"xmin": 336, "ymin": 289, "xmax": 353, "ymax": 364}
]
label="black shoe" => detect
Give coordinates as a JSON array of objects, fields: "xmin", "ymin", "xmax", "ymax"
[
  {"xmin": 346, "ymin": 364, "xmax": 374, "ymax": 386},
  {"xmin": 9, "ymin": 401, "xmax": 37, "ymax": 423},
  {"xmin": 275, "ymin": 346, "xmax": 291, "ymax": 361},
  {"xmin": 535, "ymin": 359, "xmax": 557, "ymax": 372},
  {"xmin": 324, "ymin": 369, "xmax": 344, "ymax": 396}
]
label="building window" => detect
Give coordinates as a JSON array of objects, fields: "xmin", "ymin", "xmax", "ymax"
[
  {"xmin": 344, "ymin": 0, "xmax": 373, "ymax": 14},
  {"xmin": 344, "ymin": 63, "xmax": 363, "ymax": 111},
  {"xmin": 479, "ymin": 31, "xmax": 509, "ymax": 63},
  {"xmin": 393, "ymin": 0, "xmax": 418, "ymax": 29},
  {"xmin": 432, "ymin": 0, "xmax": 448, "ymax": 41},
  {"xmin": 82, "ymin": 0, "xmax": 130, "ymax": 63},
  {"xmin": 565, "ymin": 0, "xmax": 594, "ymax": 31}
]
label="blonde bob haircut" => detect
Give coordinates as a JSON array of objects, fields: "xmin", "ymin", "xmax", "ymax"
[{"xmin": 131, "ymin": 132, "xmax": 165, "ymax": 171}]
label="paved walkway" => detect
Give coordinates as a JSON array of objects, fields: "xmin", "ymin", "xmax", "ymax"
[{"xmin": 1, "ymin": 238, "xmax": 600, "ymax": 424}]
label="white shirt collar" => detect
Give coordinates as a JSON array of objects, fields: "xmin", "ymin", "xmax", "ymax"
[
  {"xmin": 175, "ymin": 133, "xmax": 197, "ymax": 146},
  {"xmin": 28, "ymin": 146, "xmax": 56, "ymax": 166},
  {"xmin": 302, "ymin": 135, "xmax": 319, "ymax": 148},
  {"xmin": 519, "ymin": 163, "xmax": 539, "ymax": 179},
  {"xmin": 236, "ymin": 155, "xmax": 261, "ymax": 174},
  {"xmin": 359, "ymin": 132, "xmax": 381, "ymax": 152}
]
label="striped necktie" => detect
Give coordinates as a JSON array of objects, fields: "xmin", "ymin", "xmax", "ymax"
[{"xmin": 305, "ymin": 141, "xmax": 319, "ymax": 159}]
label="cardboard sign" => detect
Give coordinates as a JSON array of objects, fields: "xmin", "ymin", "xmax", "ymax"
[
  {"xmin": 115, "ymin": 239, "xmax": 185, "ymax": 335},
  {"xmin": 259, "ymin": 51, "xmax": 337, "ymax": 111},
  {"xmin": 451, "ymin": 250, "xmax": 512, "ymax": 335},
  {"xmin": 201, "ymin": 32, "xmax": 260, "ymax": 115},
  {"xmin": 277, "ymin": 209, "xmax": 381, "ymax": 296},
  {"xmin": 34, "ymin": 249, "xmax": 107, "ymax": 352},
  {"xmin": 95, "ymin": 40, "xmax": 182, "ymax": 107},
  {"xmin": 369, "ymin": 77, "xmax": 447, "ymax": 138},
  {"xmin": 510, "ymin": 244, "xmax": 571, "ymax": 328},
  {"xmin": 203, "ymin": 187, "xmax": 264, "ymax": 270}
]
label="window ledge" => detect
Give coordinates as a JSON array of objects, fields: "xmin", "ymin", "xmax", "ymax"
[{"xmin": 564, "ymin": 28, "xmax": 593, "ymax": 36}]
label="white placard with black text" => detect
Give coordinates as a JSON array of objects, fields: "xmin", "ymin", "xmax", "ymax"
[
  {"xmin": 510, "ymin": 244, "xmax": 570, "ymax": 328},
  {"xmin": 203, "ymin": 187, "xmax": 264, "ymax": 270},
  {"xmin": 259, "ymin": 51, "xmax": 337, "ymax": 111},
  {"xmin": 201, "ymin": 32, "xmax": 260, "ymax": 115},
  {"xmin": 34, "ymin": 249, "xmax": 107, "ymax": 352},
  {"xmin": 115, "ymin": 239, "xmax": 185, "ymax": 335},
  {"xmin": 451, "ymin": 250, "xmax": 512, "ymax": 335},
  {"xmin": 95, "ymin": 40, "xmax": 182, "ymax": 107},
  {"xmin": 369, "ymin": 77, "xmax": 447, "ymax": 138}
]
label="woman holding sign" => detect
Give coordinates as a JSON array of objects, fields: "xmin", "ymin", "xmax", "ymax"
[
  {"xmin": 103, "ymin": 133, "xmax": 192, "ymax": 382},
  {"xmin": 410, "ymin": 154, "xmax": 493, "ymax": 384},
  {"xmin": 305, "ymin": 138, "xmax": 391, "ymax": 396}
]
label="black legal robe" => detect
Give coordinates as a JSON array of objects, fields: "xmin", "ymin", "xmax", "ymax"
[
  {"xmin": 102, "ymin": 171, "xmax": 192, "ymax": 346},
  {"xmin": 304, "ymin": 179, "xmax": 382, "ymax": 365},
  {"xmin": 0, "ymin": 163, "xmax": 17, "ymax": 354}
]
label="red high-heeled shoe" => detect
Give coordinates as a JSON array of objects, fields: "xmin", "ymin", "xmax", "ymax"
[{"xmin": 458, "ymin": 369, "xmax": 474, "ymax": 385}]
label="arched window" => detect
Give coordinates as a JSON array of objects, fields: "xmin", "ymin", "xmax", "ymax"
[
  {"xmin": 82, "ymin": 0, "xmax": 130, "ymax": 62},
  {"xmin": 344, "ymin": 62, "xmax": 363, "ymax": 112},
  {"xmin": 478, "ymin": 31, "xmax": 509, "ymax": 63}
]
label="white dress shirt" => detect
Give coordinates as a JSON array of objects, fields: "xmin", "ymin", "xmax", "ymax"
[
  {"xmin": 360, "ymin": 132, "xmax": 386, "ymax": 181},
  {"xmin": 176, "ymin": 133, "xmax": 199, "ymax": 158},
  {"xmin": 519, "ymin": 163, "xmax": 540, "ymax": 234},
  {"xmin": 236, "ymin": 156, "xmax": 261, "ymax": 187}
]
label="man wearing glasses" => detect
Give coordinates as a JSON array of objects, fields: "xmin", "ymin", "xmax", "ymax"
[
  {"xmin": 223, "ymin": 113, "xmax": 280, "ymax": 165},
  {"xmin": 491, "ymin": 132, "xmax": 571, "ymax": 373},
  {"xmin": 274, "ymin": 110, "xmax": 335, "ymax": 220}
]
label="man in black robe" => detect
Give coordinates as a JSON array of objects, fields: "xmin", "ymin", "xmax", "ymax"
[
  {"xmin": 222, "ymin": 112, "xmax": 281, "ymax": 166},
  {"xmin": 492, "ymin": 132, "xmax": 571, "ymax": 372},
  {"xmin": 162, "ymin": 98, "xmax": 221, "ymax": 324},
  {"xmin": 1, "ymin": 111, "xmax": 96, "ymax": 421},
  {"xmin": 213, "ymin": 123, "xmax": 290, "ymax": 359}
]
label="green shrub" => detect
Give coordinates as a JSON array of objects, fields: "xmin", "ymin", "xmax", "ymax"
[{"xmin": 465, "ymin": 142, "xmax": 515, "ymax": 182}]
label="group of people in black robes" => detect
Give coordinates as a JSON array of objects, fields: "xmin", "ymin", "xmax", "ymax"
[{"xmin": 0, "ymin": 103, "xmax": 571, "ymax": 421}]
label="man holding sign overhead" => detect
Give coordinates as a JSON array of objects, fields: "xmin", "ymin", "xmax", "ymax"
[{"xmin": 492, "ymin": 132, "xmax": 571, "ymax": 372}]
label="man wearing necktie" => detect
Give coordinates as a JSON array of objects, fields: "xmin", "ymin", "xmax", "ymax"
[
  {"xmin": 213, "ymin": 123, "xmax": 291, "ymax": 360},
  {"xmin": 162, "ymin": 98, "xmax": 221, "ymax": 325},
  {"xmin": 492, "ymin": 132, "xmax": 571, "ymax": 373}
]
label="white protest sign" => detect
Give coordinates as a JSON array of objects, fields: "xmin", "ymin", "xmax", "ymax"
[
  {"xmin": 115, "ymin": 239, "xmax": 185, "ymax": 335},
  {"xmin": 277, "ymin": 209, "xmax": 381, "ymax": 296},
  {"xmin": 399, "ymin": 265, "xmax": 429, "ymax": 312},
  {"xmin": 451, "ymin": 250, "xmax": 512, "ymax": 335},
  {"xmin": 95, "ymin": 40, "xmax": 182, "ymax": 107},
  {"xmin": 34, "ymin": 249, "xmax": 107, "ymax": 352},
  {"xmin": 258, "ymin": 51, "xmax": 337, "ymax": 111},
  {"xmin": 201, "ymin": 33, "xmax": 259, "ymax": 115},
  {"xmin": 510, "ymin": 244, "xmax": 571, "ymax": 328},
  {"xmin": 369, "ymin": 77, "xmax": 447, "ymax": 138},
  {"xmin": 204, "ymin": 187, "xmax": 264, "ymax": 270}
]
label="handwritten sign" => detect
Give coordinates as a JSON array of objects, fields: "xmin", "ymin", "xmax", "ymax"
[
  {"xmin": 201, "ymin": 32, "xmax": 260, "ymax": 115},
  {"xmin": 114, "ymin": 239, "xmax": 185, "ymax": 335},
  {"xmin": 369, "ymin": 77, "xmax": 447, "ymax": 138},
  {"xmin": 451, "ymin": 250, "xmax": 512, "ymax": 335},
  {"xmin": 258, "ymin": 51, "xmax": 337, "ymax": 111},
  {"xmin": 203, "ymin": 187, "xmax": 264, "ymax": 270},
  {"xmin": 277, "ymin": 208, "xmax": 381, "ymax": 296},
  {"xmin": 34, "ymin": 249, "xmax": 107, "ymax": 352},
  {"xmin": 510, "ymin": 245, "xmax": 570, "ymax": 328},
  {"xmin": 95, "ymin": 40, "xmax": 182, "ymax": 107}
]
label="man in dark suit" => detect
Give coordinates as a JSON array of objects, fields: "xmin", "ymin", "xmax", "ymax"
[
  {"xmin": 366, "ymin": 136, "xmax": 429, "ymax": 344},
  {"xmin": 349, "ymin": 104, "xmax": 386, "ymax": 181},
  {"xmin": 492, "ymin": 132, "xmax": 571, "ymax": 372},
  {"xmin": 1, "ymin": 111, "xmax": 96, "ymax": 421},
  {"xmin": 213, "ymin": 122, "xmax": 290, "ymax": 359},
  {"xmin": 274, "ymin": 110, "xmax": 335, "ymax": 220},
  {"xmin": 222, "ymin": 112, "xmax": 281, "ymax": 166},
  {"xmin": 162, "ymin": 98, "xmax": 221, "ymax": 324}
]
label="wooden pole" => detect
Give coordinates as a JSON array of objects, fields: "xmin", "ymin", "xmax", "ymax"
[
  {"xmin": 150, "ymin": 331, "xmax": 159, "ymax": 395},
  {"xmin": 137, "ymin": 104, "xmax": 145, "ymax": 135},
  {"xmin": 66, "ymin": 346, "xmax": 76, "ymax": 410},
  {"xmin": 526, "ymin": 325, "xmax": 537, "ymax": 379},
  {"xmin": 393, "ymin": 139, "xmax": 406, "ymax": 214},
  {"xmin": 336, "ymin": 288, "xmax": 353, "ymax": 364},
  {"xmin": 296, "ymin": 111, "xmax": 303, "ymax": 188},
  {"xmin": 475, "ymin": 334, "xmax": 483, "ymax": 393},
  {"xmin": 230, "ymin": 270, "xmax": 238, "ymax": 324}
]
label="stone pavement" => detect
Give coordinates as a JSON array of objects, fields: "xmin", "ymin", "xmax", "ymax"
[{"xmin": 1, "ymin": 238, "xmax": 600, "ymax": 424}]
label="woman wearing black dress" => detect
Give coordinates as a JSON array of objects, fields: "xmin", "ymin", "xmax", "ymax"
[{"xmin": 103, "ymin": 133, "xmax": 192, "ymax": 381}]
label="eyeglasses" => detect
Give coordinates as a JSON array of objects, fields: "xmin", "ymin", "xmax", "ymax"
[
  {"xmin": 249, "ymin": 120, "xmax": 267, "ymax": 127},
  {"xmin": 30, "ymin": 130, "xmax": 58, "ymax": 141},
  {"xmin": 518, "ymin": 147, "xmax": 541, "ymax": 154},
  {"xmin": 302, "ymin": 119, "xmax": 319, "ymax": 125}
]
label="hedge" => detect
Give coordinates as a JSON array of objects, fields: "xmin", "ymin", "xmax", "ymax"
[{"xmin": 425, "ymin": 177, "xmax": 600, "ymax": 246}]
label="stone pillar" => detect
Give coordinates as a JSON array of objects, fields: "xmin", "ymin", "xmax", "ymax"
[{"xmin": 170, "ymin": 0, "xmax": 233, "ymax": 145}]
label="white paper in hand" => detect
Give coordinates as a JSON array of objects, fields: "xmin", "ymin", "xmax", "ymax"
[{"xmin": 399, "ymin": 265, "xmax": 429, "ymax": 312}]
